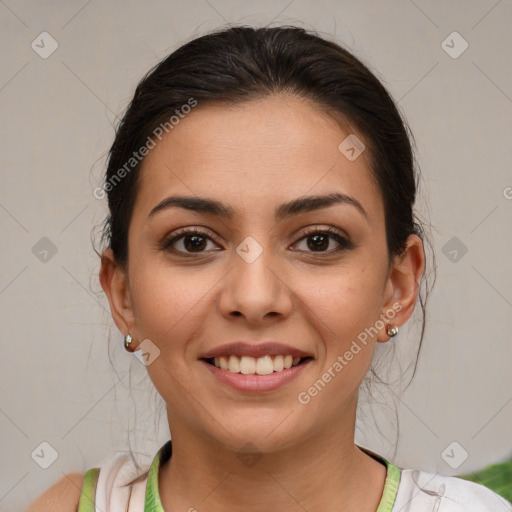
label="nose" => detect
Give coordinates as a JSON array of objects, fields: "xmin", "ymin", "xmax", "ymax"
[{"xmin": 218, "ymin": 239, "xmax": 293, "ymax": 325}]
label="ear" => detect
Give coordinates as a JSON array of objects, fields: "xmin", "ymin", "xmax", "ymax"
[
  {"xmin": 376, "ymin": 234, "xmax": 426, "ymax": 343},
  {"xmin": 99, "ymin": 249, "xmax": 137, "ymax": 346}
]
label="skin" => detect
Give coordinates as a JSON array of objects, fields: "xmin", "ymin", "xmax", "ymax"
[{"xmin": 100, "ymin": 94, "xmax": 425, "ymax": 512}]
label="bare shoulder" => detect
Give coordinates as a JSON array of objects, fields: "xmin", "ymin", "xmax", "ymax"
[{"xmin": 24, "ymin": 472, "xmax": 84, "ymax": 512}]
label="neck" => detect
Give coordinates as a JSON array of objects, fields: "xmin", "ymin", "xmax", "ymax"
[{"xmin": 158, "ymin": 397, "xmax": 387, "ymax": 512}]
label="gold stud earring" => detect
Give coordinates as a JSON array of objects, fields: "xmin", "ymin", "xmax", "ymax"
[
  {"xmin": 124, "ymin": 334, "xmax": 134, "ymax": 352},
  {"xmin": 386, "ymin": 324, "xmax": 399, "ymax": 338}
]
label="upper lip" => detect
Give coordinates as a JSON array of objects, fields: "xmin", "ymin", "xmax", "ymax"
[{"xmin": 199, "ymin": 341, "xmax": 314, "ymax": 360}]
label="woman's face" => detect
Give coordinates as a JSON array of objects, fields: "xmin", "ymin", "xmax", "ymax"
[{"xmin": 103, "ymin": 94, "xmax": 421, "ymax": 453}]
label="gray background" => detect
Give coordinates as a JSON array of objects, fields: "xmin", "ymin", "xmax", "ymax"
[{"xmin": 1, "ymin": 1, "xmax": 511, "ymax": 510}]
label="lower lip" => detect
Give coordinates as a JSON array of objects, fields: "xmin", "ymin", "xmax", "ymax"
[{"xmin": 200, "ymin": 359, "xmax": 312, "ymax": 393}]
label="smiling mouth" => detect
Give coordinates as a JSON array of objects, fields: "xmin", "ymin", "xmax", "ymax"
[{"xmin": 202, "ymin": 355, "xmax": 313, "ymax": 376}]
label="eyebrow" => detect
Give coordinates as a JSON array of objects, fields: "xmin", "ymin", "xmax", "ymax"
[{"xmin": 147, "ymin": 192, "xmax": 368, "ymax": 221}]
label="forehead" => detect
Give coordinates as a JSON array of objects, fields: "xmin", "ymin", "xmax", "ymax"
[{"xmin": 133, "ymin": 94, "xmax": 383, "ymax": 225}]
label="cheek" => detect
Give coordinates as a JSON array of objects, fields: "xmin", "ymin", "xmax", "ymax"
[
  {"xmin": 296, "ymin": 265, "xmax": 384, "ymax": 344},
  {"xmin": 293, "ymin": 273, "xmax": 383, "ymax": 414},
  {"xmin": 129, "ymin": 263, "xmax": 214, "ymax": 351},
  {"xmin": 128, "ymin": 264, "xmax": 216, "ymax": 407}
]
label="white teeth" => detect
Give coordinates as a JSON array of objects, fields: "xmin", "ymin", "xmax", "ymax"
[
  {"xmin": 210, "ymin": 354, "xmax": 305, "ymax": 375},
  {"xmin": 273, "ymin": 355, "xmax": 284, "ymax": 371},
  {"xmin": 256, "ymin": 355, "xmax": 274, "ymax": 375},
  {"xmin": 240, "ymin": 356, "xmax": 256, "ymax": 374},
  {"xmin": 228, "ymin": 354, "xmax": 240, "ymax": 373}
]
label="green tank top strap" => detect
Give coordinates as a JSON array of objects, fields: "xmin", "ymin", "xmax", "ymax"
[
  {"xmin": 76, "ymin": 467, "xmax": 100, "ymax": 512},
  {"xmin": 357, "ymin": 444, "xmax": 401, "ymax": 512},
  {"xmin": 376, "ymin": 463, "xmax": 400, "ymax": 512},
  {"xmin": 144, "ymin": 441, "xmax": 169, "ymax": 511}
]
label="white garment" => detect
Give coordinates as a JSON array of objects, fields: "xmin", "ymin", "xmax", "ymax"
[
  {"xmin": 94, "ymin": 452, "xmax": 147, "ymax": 512},
  {"xmin": 392, "ymin": 468, "xmax": 512, "ymax": 511},
  {"xmin": 91, "ymin": 449, "xmax": 512, "ymax": 512}
]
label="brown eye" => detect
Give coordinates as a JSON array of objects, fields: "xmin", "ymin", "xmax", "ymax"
[
  {"xmin": 181, "ymin": 234, "xmax": 208, "ymax": 252},
  {"xmin": 307, "ymin": 233, "xmax": 330, "ymax": 251},
  {"xmin": 293, "ymin": 227, "xmax": 353, "ymax": 255},
  {"xmin": 161, "ymin": 228, "xmax": 220, "ymax": 255}
]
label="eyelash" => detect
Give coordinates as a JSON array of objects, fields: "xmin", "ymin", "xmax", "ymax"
[{"xmin": 160, "ymin": 226, "xmax": 353, "ymax": 257}]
